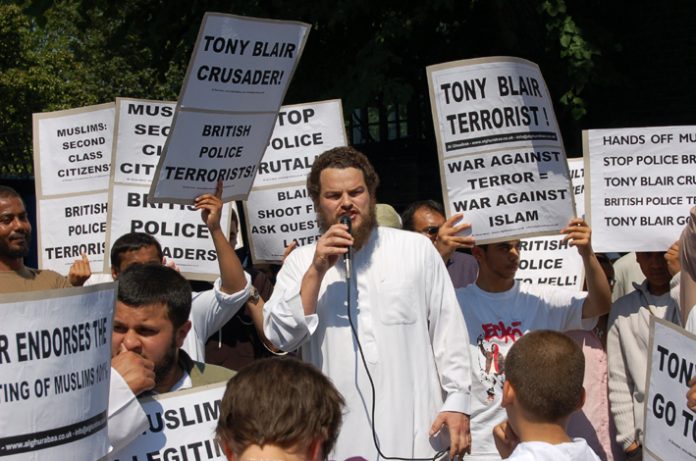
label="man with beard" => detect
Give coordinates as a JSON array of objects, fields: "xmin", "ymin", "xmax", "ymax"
[
  {"xmin": 0, "ymin": 186, "xmax": 73, "ymax": 291},
  {"xmin": 109, "ymin": 263, "xmax": 233, "ymax": 454},
  {"xmin": 264, "ymin": 147, "xmax": 472, "ymax": 460}
]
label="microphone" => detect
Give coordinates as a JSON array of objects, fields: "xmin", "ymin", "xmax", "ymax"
[{"xmin": 339, "ymin": 215, "xmax": 352, "ymax": 278}]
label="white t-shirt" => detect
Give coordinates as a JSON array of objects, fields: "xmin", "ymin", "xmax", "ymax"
[
  {"xmin": 508, "ymin": 439, "xmax": 601, "ymax": 461},
  {"xmin": 456, "ymin": 281, "xmax": 594, "ymax": 460}
]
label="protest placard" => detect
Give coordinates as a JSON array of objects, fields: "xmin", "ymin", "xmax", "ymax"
[
  {"xmin": 253, "ymin": 100, "xmax": 345, "ymax": 187},
  {"xmin": 32, "ymin": 103, "xmax": 115, "ymax": 273},
  {"xmin": 245, "ymin": 184, "xmax": 318, "ymax": 263},
  {"xmin": 109, "ymin": 383, "xmax": 226, "ymax": 461},
  {"xmin": 427, "ymin": 57, "xmax": 574, "ymax": 243},
  {"xmin": 105, "ymin": 98, "xmax": 237, "ymax": 280},
  {"xmin": 584, "ymin": 126, "xmax": 696, "ymax": 252},
  {"xmin": 112, "ymin": 99, "xmax": 176, "ymax": 185},
  {"xmin": 643, "ymin": 317, "xmax": 696, "ymax": 461},
  {"xmin": 0, "ymin": 284, "xmax": 114, "ymax": 459},
  {"xmin": 38, "ymin": 192, "xmax": 108, "ymax": 272},
  {"xmin": 244, "ymin": 100, "xmax": 346, "ymax": 263},
  {"xmin": 516, "ymin": 157, "xmax": 585, "ymax": 289},
  {"xmin": 149, "ymin": 13, "xmax": 310, "ymax": 204}
]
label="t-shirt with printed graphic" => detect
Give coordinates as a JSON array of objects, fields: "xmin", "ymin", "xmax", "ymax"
[{"xmin": 456, "ymin": 281, "xmax": 596, "ymax": 461}]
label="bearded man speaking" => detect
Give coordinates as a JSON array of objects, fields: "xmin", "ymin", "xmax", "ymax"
[{"xmin": 263, "ymin": 147, "xmax": 473, "ymax": 460}]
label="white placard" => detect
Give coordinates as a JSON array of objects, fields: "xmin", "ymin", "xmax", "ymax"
[
  {"xmin": 516, "ymin": 157, "xmax": 585, "ymax": 289},
  {"xmin": 151, "ymin": 110, "xmax": 277, "ymax": 200},
  {"xmin": 149, "ymin": 13, "xmax": 310, "ymax": 204},
  {"xmin": 244, "ymin": 184, "xmax": 319, "ymax": 263},
  {"xmin": 568, "ymin": 157, "xmax": 585, "ymax": 218},
  {"xmin": 444, "ymin": 148, "xmax": 574, "ymax": 241},
  {"xmin": 38, "ymin": 192, "xmax": 108, "ymax": 273},
  {"xmin": 180, "ymin": 14, "xmax": 309, "ymax": 112},
  {"xmin": 112, "ymin": 99, "xmax": 176, "ymax": 185},
  {"xmin": 0, "ymin": 284, "xmax": 114, "ymax": 459},
  {"xmin": 644, "ymin": 318, "xmax": 696, "ymax": 461},
  {"xmin": 106, "ymin": 99, "xmax": 237, "ymax": 280},
  {"xmin": 254, "ymin": 100, "xmax": 346, "ymax": 187},
  {"xmin": 428, "ymin": 57, "xmax": 561, "ymax": 158},
  {"xmin": 584, "ymin": 126, "xmax": 696, "ymax": 252},
  {"xmin": 243, "ymin": 99, "xmax": 346, "ymax": 263},
  {"xmin": 109, "ymin": 383, "xmax": 226, "ymax": 461},
  {"xmin": 427, "ymin": 57, "xmax": 574, "ymax": 243},
  {"xmin": 33, "ymin": 104, "xmax": 114, "ymax": 196},
  {"xmin": 32, "ymin": 103, "xmax": 115, "ymax": 276},
  {"xmin": 106, "ymin": 183, "xmax": 231, "ymax": 280}
]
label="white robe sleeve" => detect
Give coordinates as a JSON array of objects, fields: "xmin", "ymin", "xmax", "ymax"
[
  {"xmin": 190, "ymin": 272, "xmax": 252, "ymax": 343},
  {"xmin": 425, "ymin": 244, "xmax": 473, "ymax": 415},
  {"xmin": 263, "ymin": 249, "xmax": 319, "ymax": 352},
  {"xmin": 107, "ymin": 368, "xmax": 147, "ymax": 454}
]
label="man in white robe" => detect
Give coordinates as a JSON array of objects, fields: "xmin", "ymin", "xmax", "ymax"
[{"xmin": 264, "ymin": 146, "xmax": 473, "ymax": 461}]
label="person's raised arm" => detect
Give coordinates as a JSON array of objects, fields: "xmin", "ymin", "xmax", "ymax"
[
  {"xmin": 561, "ymin": 218, "xmax": 611, "ymax": 318},
  {"xmin": 194, "ymin": 181, "xmax": 246, "ymax": 294}
]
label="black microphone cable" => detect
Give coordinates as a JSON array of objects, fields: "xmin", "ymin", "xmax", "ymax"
[{"xmin": 342, "ymin": 231, "xmax": 450, "ymax": 461}]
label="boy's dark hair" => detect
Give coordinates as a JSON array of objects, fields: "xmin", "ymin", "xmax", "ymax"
[
  {"xmin": 110, "ymin": 232, "xmax": 163, "ymax": 271},
  {"xmin": 117, "ymin": 264, "xmax": 191, "ymax": 329},
  {"xmin": 306, "ymin": 146, "xmax": 379, "ymax": 204},
  {"xmin": 400, "ymin": 200, "xmax": 445, "ymax": 231},
  {"xmin": 505, "ymin": 330, "xmax": 584, "ymax": 422},
  {"xmin": 216, "ymin": 357, "xmax": 344, "ymax": 457}
]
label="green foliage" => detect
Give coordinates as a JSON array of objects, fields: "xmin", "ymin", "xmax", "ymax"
[
  {"xmin": 0, "ymin": 0, "xmax": 612, "ymax": 177},
  {"xmin": 539, "ymin": 0, "xmax": 600, "ymax": 120}
]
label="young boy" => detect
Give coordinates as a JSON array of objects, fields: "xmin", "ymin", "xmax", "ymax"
[
  {"xmin": 216, "ymin": 357, "xmax": 345, "ymax": 461},
  {"xmin": 492, "ymin": 330, "xmax": 600, "ymax": 460}
]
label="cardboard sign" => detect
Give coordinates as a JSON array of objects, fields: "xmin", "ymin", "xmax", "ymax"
[
  {"xmin": 109, "ymin": 383, "xmax": 226, "ymax": 461},
  {"xmin": 644, "ymin": 318, "xmax": 696, "ymax": 461},
  {"xmin": 584, "ymin": 126, "xmax": 695, "ymax": 252},
  {"xmin": 149, "ymin": 13, "xmax": 311, "ymax": 203},
  {"xmin": 106, "ymin": 98, "xmax": 236, "ymax": 280},
  {"xmin": 427, "ymin": 57, "xmax": 574, "ymax": 243},
  {"xmin": 32, "ymin": 103, "xmax": 115, "ymax": 274},
  {"xmin": 0, "ymin": 284, "xmax": 115, "ymax": 459},
  {"xmin": 244, "ymin": 100, "xmax": 346, "ymax": 263},
  {"xmin": 516, "ymin": 157, "xmax": 585, "ymax": 289}
]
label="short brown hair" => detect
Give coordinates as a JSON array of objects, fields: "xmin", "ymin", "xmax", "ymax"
[
  {"xmin": 216, "ymin": 358, "xmax": 344, "ymax": 457},
  {"xmin": 505, "ymin": 330, "xmax": 584, "ymax": 422},
  {"xmin": 306, "ymin": 146, "xmax": 380, "ymax": 204}
]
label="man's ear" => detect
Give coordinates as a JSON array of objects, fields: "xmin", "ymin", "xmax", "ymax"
[
  {"xmin": 221, "ymin": 439, "xmax": 236, "ymax": 461},
  {"xmin": 472, "ymin": 246, "xmax": 484, "ymax": 262},
  {"xmin": 576, "ymin": 386, "xmax": 587, "ymax": 411},
  {"xmin": 111, "ymin": 266, "xmax": 119, "ymax": 280},
  {"xmin": 308, "ymin": 439, "xmax": 324, "ymax": 461},
  {"xmin": 502, "ymin": 380, "xmax": 516, "ymax": 408},
  {"xmin": 175, "ymin": 320, "xmax": 192, "ymax": 348}
]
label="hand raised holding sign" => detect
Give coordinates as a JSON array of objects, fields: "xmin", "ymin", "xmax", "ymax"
[
  {"xmin": 195, "ymin": 180, "xmax": 224, "ymax": 233},
  {"xmin": 68, "ymin": 252, "xmax": 92, "ymax": 286}
]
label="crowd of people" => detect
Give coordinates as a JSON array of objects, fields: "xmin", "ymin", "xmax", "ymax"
[{"xmin": 1, "ymin": 144, "xmax": 696, "ymax": 461}]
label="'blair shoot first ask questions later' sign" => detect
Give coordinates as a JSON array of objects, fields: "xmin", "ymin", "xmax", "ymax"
[
  {"xmin": 150, "ymin": 13, "xmax": 310, "ymax": 204},
  {"xmin": 427, "ymin": 57, "xmax": 574, "ymax": 244}
]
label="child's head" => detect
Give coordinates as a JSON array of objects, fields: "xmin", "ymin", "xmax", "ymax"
[
  {"xmin": 504, "ymin": 330, "xmax": 585, "ymax": 423},
  {"xmin": 216, "ymin": 357, "xmax": 345, "ymax": 461}
]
